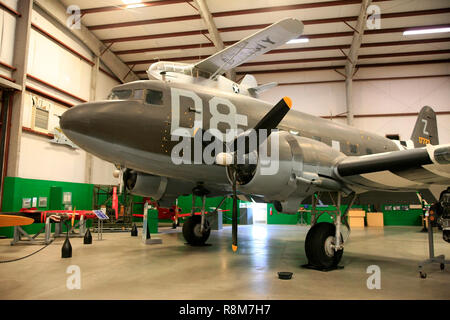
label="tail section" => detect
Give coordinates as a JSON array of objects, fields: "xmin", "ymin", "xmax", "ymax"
[{"xmin": 411, "ymin": 106, "xmax": 439, "ymax": 148}]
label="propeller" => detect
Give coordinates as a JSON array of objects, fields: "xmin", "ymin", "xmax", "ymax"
[{"xmin": 220, "ymin": 97, "xmax": 292, "ymax": 252}]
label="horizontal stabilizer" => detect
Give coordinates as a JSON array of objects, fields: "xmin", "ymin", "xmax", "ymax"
[{"xmin": 248, "ymin": 82, "xmax": 278, "ymax": 95}]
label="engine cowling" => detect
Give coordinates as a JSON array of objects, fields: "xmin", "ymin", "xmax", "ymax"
[
  {"xmin": 123, "ymin": 169, "xmax": 196, "ymax": 206},
  {"xmin": 228, "ymin": 131, "xmax": 345, "ymax": 212}
]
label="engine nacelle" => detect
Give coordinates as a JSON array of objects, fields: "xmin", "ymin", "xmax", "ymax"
[
  {"xmin": 230, "ymin": 131, "xmax": 344, "ymax": 212},
  {"xmin": 124, "ymin": 170, "xmax": 196, "ymax": 206}
]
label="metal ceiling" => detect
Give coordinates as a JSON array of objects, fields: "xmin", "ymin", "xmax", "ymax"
[{"xmin": 60, "ymin": 0, "xmax": 450, "ymax": 81}]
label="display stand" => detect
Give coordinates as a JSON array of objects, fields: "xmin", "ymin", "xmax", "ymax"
[
  {"xmin": 54, "ymin": 215, "xmax": 86, "ymax": 238},
  {"xmin": 418, "ymin": 207, "xmax": 449, "ymax": 278},
  {"xmin": 10, "ymin": 217, "xmax": 53, "ymax": 246},
  {"xmin": 92, "ymin": 210, "xmax": 109, "ymax": 240}
]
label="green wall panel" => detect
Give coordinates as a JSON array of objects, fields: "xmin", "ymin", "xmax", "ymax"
[
  {"xmin": 382, "ymin": 208, "xmax": 422, "ymax": 226},
  {"xmin": 1, "ymin": 177, "xmax": 95, "ymax": 238}
]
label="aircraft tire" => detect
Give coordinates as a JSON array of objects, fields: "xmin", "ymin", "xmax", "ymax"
[
  {"xmin": 305, "ymin": 222, "xmax": 343, "ymax": 269},
  {"xmin": 182, "ymin": 215, "xmax": 210, "ymax": 246}
]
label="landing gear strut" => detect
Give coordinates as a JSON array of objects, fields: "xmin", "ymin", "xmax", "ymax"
[
  {"xmin": 182, "ymin": 184, "xmax": 211, "ymax": 246},
  {"xmin": 304, "ymin": 191, "xmax": 356, "ymax": 270}
]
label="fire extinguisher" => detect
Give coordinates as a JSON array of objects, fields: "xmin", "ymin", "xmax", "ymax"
[{"xmin": 270, "ymin": 207, "xmax": 273, "ymax": 216}]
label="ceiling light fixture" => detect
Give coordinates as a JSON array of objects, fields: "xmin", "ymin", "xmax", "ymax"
[
  {"xmin": 122, "ymin": 0, "xmax": 145, "ymax": 8},
  {"xmin": 287, "ymin": 38, "xmax": 309, "ymax": 44},
  {"xmin": 403, "ymin": 27, "xmax": 450, "ymax": 35}
]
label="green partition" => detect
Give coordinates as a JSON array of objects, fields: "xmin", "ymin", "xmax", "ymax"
[
  {"xmin": 382, "ymin": 204, "xmax": 422, "ymax": 226},
  {"xmin": 0, "ymin": 177, "xmax": 94, "ymax": 238}
]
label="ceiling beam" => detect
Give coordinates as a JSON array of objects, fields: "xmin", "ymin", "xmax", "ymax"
[
  {"xmin": 88, "ymin": 6, "xmax": 449, "ymax": 32},
  {"xmin": 81, "ymin": 0, "xmax": 393, "ymax": 17},
  {"xmin": 136, "ymin": 58, "xmax": 450, "ymax": 76},
  {"xmin": 345, "ymin": 0, "xmax": 372, "ymax": 126},
  {"xmin": 34, "ymin": 0, "xmax": 139, "ymax": 83},
  {"xmin": 80, "ymin": 0, "xmax": 192, "ymax": 15},
  {"xmin": 231, "ymin": 59, "xmax": 450, "ymax": 76},
  {"xmin": 193, "ymin": 0, "xmax": 236, "ymax": 80},
  {"xmin": 193, "ymin": 0, "xmax": 223, "ymax": 50},
  {"xmin": 130, "ymin": 49, "xmax": 450, "ymax": 69},
  {"xmin": 115, "ymin": 36, "xmax": 450, "ymax": 56},
  {"xmin": 101, "ymin": 8, "xmax": 450, "ymax": 43}
]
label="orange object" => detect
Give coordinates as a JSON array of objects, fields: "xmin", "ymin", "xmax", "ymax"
[
  {"xmin": 366, "ymin": 212, "xmax": 384, "ymax": 227},
  {"xmin": 348, "ymin": 210, "xmax": 365, "ymax": 228},
  {"xmin": 0, "ymin": 215, "xmax": 34, "ymax": 227}
]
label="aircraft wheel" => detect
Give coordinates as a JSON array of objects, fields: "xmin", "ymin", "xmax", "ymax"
[
  {"xmin": 420, "ymin": 271, "xmax": 427, "ymax": 279},
  {"xmin": 182, "ymin": 215, "xmax": 210, "ymax": 245},
  {"xmin": 305, "ymin": 222, "xmax": 343, "ymax": 269},
  {"xmin": 440, "ymin": 263, "xmax": 445, "ymax": 271}
]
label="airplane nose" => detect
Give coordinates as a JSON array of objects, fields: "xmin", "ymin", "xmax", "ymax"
[{"xmin": 60, "ymin": 103, "xmax": 92, "ymax": 133}]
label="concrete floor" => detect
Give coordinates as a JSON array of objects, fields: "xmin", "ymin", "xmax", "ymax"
[{"xmin": 0, "ymin": 224, "xmax": 449, "ymax": 300}]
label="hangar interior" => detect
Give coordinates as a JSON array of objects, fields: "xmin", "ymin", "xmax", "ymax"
[{"xmin": 0, "ymin": 0, "xmax": 449, "ymax": 300}]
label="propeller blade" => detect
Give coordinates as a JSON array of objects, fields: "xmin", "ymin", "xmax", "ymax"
[
  {"xmin": 231, "ymin": 169, "xmax": 238, "ymax": 252},
  {"xmin": 254, "ymin": 96, "xmax": 292, "ymax": 137},
  {"xmin": 233, "ymin": 96, "xmax": 292, "ymax": 154}
]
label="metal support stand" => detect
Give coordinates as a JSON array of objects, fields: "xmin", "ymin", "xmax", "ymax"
[
  {"xmin": 97, "ymin": 218, "xmax": 103, "ymax": 240},
  {"xmin": 311, "ymin": 192, "xmax": 318, "ymax": 226},
  {"xmin": 54, "ymin": 215, "xmax": 86, "ymax": 238},
  {"xmin": 10, "ymin": 217, "xmax": 53, "ymax": 245},
  {"xmin": 200, "ymin": 195, "xmax": 206, "ymax": 233},
  {"xmin": 418, "ymin": 209, "xmax": 449, "ymax": 278}
]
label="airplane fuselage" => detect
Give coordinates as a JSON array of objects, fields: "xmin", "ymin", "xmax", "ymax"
[{"xmin": 61, "ymin": 79, "xmax": 402, "ymax": 189}]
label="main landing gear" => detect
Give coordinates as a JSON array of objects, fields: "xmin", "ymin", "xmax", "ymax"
[
  {"xmin": 304, "ymin": 191, "xmax": 356, "ymax": 270},
  {"xmin": 182, "ymin": 184, "xmax": 211, "ymax": 246}
]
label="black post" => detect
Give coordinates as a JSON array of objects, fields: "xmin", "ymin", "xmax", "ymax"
[
  {"xmin": 131, "ymin": 223, "xmax": 138, "ymax": 236},
  {"xmin": 83, "ymin": 228, "xmax": 92, "ymax": 244}
]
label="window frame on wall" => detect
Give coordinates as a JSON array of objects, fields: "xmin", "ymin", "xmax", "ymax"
[{"xmin": 31, "ymin": 94, "xmax": 51, "ymax": 134}]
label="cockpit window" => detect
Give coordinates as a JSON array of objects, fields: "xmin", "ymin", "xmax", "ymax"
[
  {"xmin": 132, "ymin": 89, "xmax": 144, "ymax": 100},
  {"xmin": 108, "ymin": 89, "xmax": 132, "ymax": 100},
  {"xmin": 146, "ymin": 89, "xmax": 163, "ymax": 105}
]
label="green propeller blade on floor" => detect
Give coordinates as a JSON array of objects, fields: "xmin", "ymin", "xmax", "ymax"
[{"xmin": 227, "ymin": 96, "xmax": 293, "ymax": 252}]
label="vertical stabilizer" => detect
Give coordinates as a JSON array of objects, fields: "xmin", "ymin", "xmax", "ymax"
[{"xmin": 411, "ymin": 106, "xmax": 439, "ymax": 148}]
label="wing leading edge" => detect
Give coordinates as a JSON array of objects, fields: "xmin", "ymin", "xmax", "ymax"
[{"xmin": 334, "ymin": 144, "xmax": 450, "ymax": 191}]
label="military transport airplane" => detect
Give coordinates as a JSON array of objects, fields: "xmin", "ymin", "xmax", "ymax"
[{"xmin": 60, "ymin": 18, "xmax": 450, "ymax": 269}]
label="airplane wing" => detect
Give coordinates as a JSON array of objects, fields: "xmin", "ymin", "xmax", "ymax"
[
  {"xmin": 334, "ymin": 144, "xmax": 450, "ymax": 190},
  {"xmin": 194, "ymin": 18, "xmax": 304, "ymax": 77}
]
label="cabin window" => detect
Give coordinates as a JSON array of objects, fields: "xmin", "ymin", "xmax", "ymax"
[
  {"xmin": 146, "ymin": 89, "xmax": 163, "ymax": 105},
  {"xmin": 350, "ymin": 144, "xmax": 359, "ymax": 154},
  {"xmin": 108, "ymin": 89, "xmax": 132, "ymax": 100}
]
